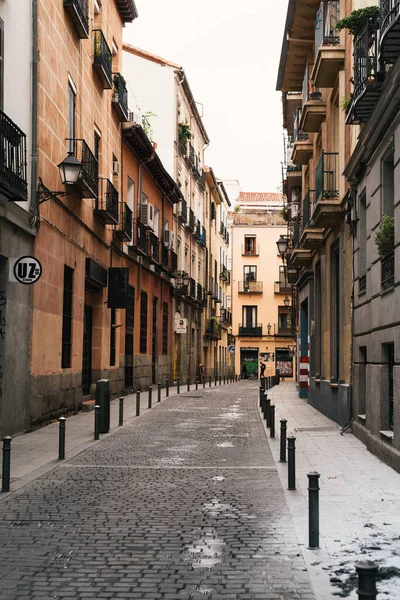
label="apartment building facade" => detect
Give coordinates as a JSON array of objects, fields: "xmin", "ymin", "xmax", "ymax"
[
  {"xmin": 231, "ymin": 193, "xmax": 295, "ymax": 380},
  {"xmin": 0, "ymin": 0, "xmax": 35, "ymax": 435},
  {"xmin": 277, "ymin": 0, "xmax": 354, "ymax": 425},
  {"xmin": 203, "ymin": 167, "xmax": 232, "ymax": 380},
  {"xmin": 123, "ymin": 45, "xmax": 210, "ymax": 382},
  {"xmin": 343, "ymin": 2, "xmax": 400, "ymax": 470}
]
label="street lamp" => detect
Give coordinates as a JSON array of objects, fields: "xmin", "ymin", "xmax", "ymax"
[
  {"xmin": 182, "ymin": 272, "xmax": 190, "ymax": 287},
  {"xmin": 284, "ymin": 296, "xmax": 290, "ymax": 308},
  {"xmin": 37, "ymin": 152, "xmax": 83, "ymax": 204},
  {"xmin": 276, "ymin": 235, "xmax": 288, "ymax": 258}
]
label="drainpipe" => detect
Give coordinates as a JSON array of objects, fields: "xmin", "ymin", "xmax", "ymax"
[{"xmin": 30, "ymin": 0, "xmax": 39, "ymax": 217}]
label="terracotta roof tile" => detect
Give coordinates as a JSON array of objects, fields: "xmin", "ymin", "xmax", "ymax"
[{"xmin": 238, "ymin": 192, "xmax": 285, "ymax": 203}]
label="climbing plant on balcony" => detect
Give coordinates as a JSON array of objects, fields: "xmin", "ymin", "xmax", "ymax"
[
  {"xmin": 178, "ymin": 122, "xmax": 191, "ymax": 153},
  {"xmin": 375, "ymin": 214, "xmax": 395, "ymax": 258},
  {"xmin": 336, "ymin": 6, "xmax": 379, "ymax": 35}
]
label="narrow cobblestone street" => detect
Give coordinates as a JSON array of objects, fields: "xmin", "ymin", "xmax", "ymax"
[{"xmin": 0, "ymin": 382, "xmax": 315, "ymax": 600}]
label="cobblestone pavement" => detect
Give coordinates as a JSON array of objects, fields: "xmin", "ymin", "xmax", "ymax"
[{"xmin": 0, "ymin": 382, "xmax": 315, "ymax": 600}]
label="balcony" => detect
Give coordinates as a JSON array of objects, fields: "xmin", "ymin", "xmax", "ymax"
[
  {"xmin": 0, "ymin": 109, "xmax": 27, "ymax": 201},
  {"xmin": 275, "ymin": 324, "xmax": 292, "ymax": 337},
  {"xmin": 225, "ymin": 230, "xmax": 230, "ymax": 245},
  {"xmin": 114, "ymin": 0, "xmax": 138, "ymax": 23},
  {"xmin": 292, "ymin": 108, "xmax": 313, "ymax": 165},
  {"xmin": 274, "ymin": 281, "xmax": 292, "ymax": 295},
  {"xmin": 93, "ymin": 30, "xmax": 113, "ymax": 89},
  {"xmin": 196, "ymin": 282, "xmax": 205, "ymax": 305},
  {"xmin": 197, "ymin": 168, "xmax": 206, "ymax": 191},
  {"xmin": 204, "ymin": 319, "xmax": 221, "ymax": 340},
  {"xmin": 380, "ymin": 0, "xmax": 400, "ymax": 63},
  {"xmin": 300, "ymin": 65, "xmax": 327, "ymax": 133},
  {"xmin": 130, "ymin": 218, "xmax": 147, "ymax": 255},
  {"xmin": 169, "ymin": 250, "xmax": 178, "ymax": 276},
  {"xmin": 312, "ymin": 1, "xmax": 345, "ymax": 88},
  {"xmin": 220, "ymin": 266, "xmax": 228, "ymax": 281},
  {"xmin": 64, "ymin": 0, "xmax": 89, "ymax": 38},
  {"xmin": 66, "ymin": 138, "xmax": 98, "ymax": 198},
  {"xmin": 116, "ymin": 203, "xmax": 133, "ymax": 241},
  {"xmin": 189, "ymin": 277, "xmax": 196, "ymax": 300},
  {"xmin": 112, "ymin": 73, "xmax": 129, "ymax": 122},
  {"xmin": 188, "ymin": 207, "xmax": 196, "ymax": 232},
  {"xmin": 381, "ymin": 251, "xmax": 395, "ymax": 290},
  {"xmin": 178, "ymin": 198, "xmax": 187, "ymax": 223},
  {"xmin": 199, "ymin": 226, "xmax": 207, "ymax": 247},
  {"xmin": 289, "ymin": 248, "xmax": 314, "ymax": 267},
  {"xmin": 346, "ymin": 16, "xmax": 383, "ymax": 124},
  {"xmin": 238, "ymin": 281, "xmax": 263, "ymax": 294},
  {"xmin": 220, "ymin": 222, "xmax": 226, "ymax": 237},
  {"xmin": 94, "ymin": 178, "xmax": 119, "ymax": 224},
  {"xmin": 213, "ymin": 282, "xmax": 222, "ymax": 303},
  {"xmin": 238, "ymin": 324, "xmax": 263, "ymax": 336},
  {"xmin": 147, "ymin": 232, "xmax": 159, "ymax": 264},
  {"xmin": 194, "ymin": 218, "xmax": 201, "ymax": 240},
  {"xmin": 313, "ymin": 151, "xmax": 342, "ymax": 227},
  {"xmin": 241, "ymin": 244, "xmax": 260, "ymax": 257}
]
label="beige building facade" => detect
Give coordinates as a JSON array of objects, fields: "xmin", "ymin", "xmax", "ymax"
[{"xmin": 231, "ymin": 194, "xmax": 295, "ymax": 380}]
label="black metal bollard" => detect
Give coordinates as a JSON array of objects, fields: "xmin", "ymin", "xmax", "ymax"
[
  {"xmin": 280, "ymin": 419, "xmax": 287, "ymax": 462},
  {"xmin": 288, "ymin": 436, "xmax": 296, "ymax": 490},
  {"xmin": 196, "ymin": 376, "xmax": 199, "ymax": 390},
  {"xmin": 94, "ymin": 405, "xmax": 100, "ymax": 440},
  {"xmin": 1, "ymin": 437, "xmax": 11, "ymax": 492},
  {"xmin": 356, "ymin": 561, "xmax": 378, "ymax": 600},
  {"xmin": 209, "ymin": 375, "xmax": 212, "ymax": 388},
  {"xmin": 223, "ymin": 374, "xmax": 226, "ymax": 385},
  {"xmin": 187, "ymin": 377, "xmax": 190, "ymax": 392},
  {"xmin": 261, "ymin": 392, "xmax": 268, "ymax": 420},
  {"xmin": 148, "ymin": 385, "xmax": 152, "ymax": 409},
  {"xmin": 166, "ymin": 379, "xmax": 169, "ymax": 397},
  {"xmin": 308, "ymin": 472, "xmax": 320, "ymax": 549},
  {"xmin": 136, "ymin": 391, "xmax": 141, "ymax": 416},
  {"xmin": 270, "ymin": 405, "xmax": 275, "ymax": 438},
  {"xmin": 177, "ymin": 377, "xmax": 180, "ymax": 394},
  {"xmin": 203, "ymin": 377, "xmax": 206, "ymax": 389},
  {"xmin": 58, "ymin": 417, "xmax": 66, "ymax": 460},
  {"xmin": 265, "ymin": 397, "xmax": 271, "ymax": 426},
  {"xmin": 158, "ymin": 382, "xmax": 161, "ymax": 403},
  {"xmin": 236, "ymin": 374, "xmax": 238, "ymax": 382},
  {"xmin": 119, "ymin": 397, "xmax": 124, "ymax": 426},
  {"xmin": 219, "ymin": 375, "xmax": 221, "ymax": 386},
  {"xmin": 215, "ymin": 375, "xmax": 217, "ymax": 386},
  {"xmin": 259, "ymin": 385, "xmax": 264, "ymax": 407}
]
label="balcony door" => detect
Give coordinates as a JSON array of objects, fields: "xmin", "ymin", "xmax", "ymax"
[
  {"xmin": 244, "ymin": 266, "xmax": 256, "ymax": 282},
  {"xmin": 243, "ymin": 306, "xmax": 257, "ymax": 328}
]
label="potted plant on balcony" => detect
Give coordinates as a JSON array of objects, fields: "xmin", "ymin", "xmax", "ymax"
[
  {"xmin": 178, "ymin": 122, "xmax": 191, "ymax": 154},
  {"xmin": 336, "ymin": 6, "xmax": 380, "ymax": 36},
  {"xmin": 375, "ymin": 214, "xmax": 395, "ymax": 258}
]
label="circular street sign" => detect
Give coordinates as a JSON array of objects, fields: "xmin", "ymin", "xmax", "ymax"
[
  {"xmin": 13, "ymin": 256, "xmax": 42, "ymax": 285},
  {"xmin": 228, "ymin": 345, "xmax": 235, "ymax": 353}
]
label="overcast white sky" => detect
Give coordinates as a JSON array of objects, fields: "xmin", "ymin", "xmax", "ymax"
[{"xmin": 123, "ymin": 0, "xmax": 288, "ymax": 197}]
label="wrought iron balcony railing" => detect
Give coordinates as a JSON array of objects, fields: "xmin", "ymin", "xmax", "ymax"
[
  {"xmin": 220, "ymin": 223, "xmax": 226, "ymax": 236},
  {"xmin": 95, "ymin": 178, "xmax": 119, "ymax": 224},
  {"xmin": 205, "ymin": 319, "xmax": 221, "ymax": 340},
  {"xmin": 238, "ymin": 281, "xmax": 263, "ymax": 294},
  {"xmin": 63, "ymin": 0, "xmax": 89, "ymax": 38},
  {"xmin": 197, "ymin": 168, "xmax": 206, "ymax": 190},
  {"xmin": 274, "ymin": 281, "xmax": 292, "ymax": 295},
  {"xmin": 189, "ymin": 277, "xmax": 196, "ymax": 299},
  {"xmin": 293, "ymin": 216, "xmax": 301, "ymax": 249},
  {"xmin": 381, "ymin": 251, "xmax": 394, "ymax": 290},
  {"xmin": 93, "ymin": 30, "xmax": 113, "ymax": 89},
  {"xmin": 315, "ymin": 151, "xmax": 339, "ymax": 202},
  {"xmin": 220, "ymin": 266, "xmax": 228, "ymax": 281},
  {"xmin": 188, "ymin": 208, "xmax": 196, "ymax": 231},
  {"xmin": 116, "ymin": 202, "xmax": 133, "ymax": 241},
  {"xmin": 302, "ymin": 189, "xmax": 316, "ymax": 231},
  {"xmin": 238, "ymin": 323, "xmax": 262, "ymax": 336},
  {"xmin": 112, "ymin": 73, "xmax": 129, "ymax": 122},
  {"xmin": 241, "ymin": 244, "xmax": 260, "ymax": 256},
  {"xmin": 314, "ymin": 0, "xmax": 340, "ymax": 56},
  {"xmin": 220, "ymin": 309, "xmax": 232, "ymax": 326},
  {"xmin": 194, "ymin": 218, "xmax": 201, "ymax": 240},
  {"xmin": 178, "ymin": 198, "xmax": 187, "ymax": 223},
  {"xmin": 293, "ymin": 107, "xmax": 310, "ymax": 142},
  {"xmin": 188, "ymin": 143, "xmax": 196, "ymax": 168},
  {"xmin": 275, "ymin": 324, "xmax": 292, "ymax": 337},
  {"xmin": 199, "ymin": 226, "xmax": 207, "ymax": 247},
  {"xmin": 197, "ymin": 282, "xmax": 205, "ymax": 304},
  {"xmin": 0, "ymin": 109, "xmax": 27, "ymax": 201},
  {"xmin": 131, "ymin": 218, "xmax": 147, "ymax": 255},
  {"xmin": 161, "ymin": 242, "xmax": 169, "ymax": 270},
  {"xmin": 66, "ymin": 138, "xmax": 98, "ymax": 198},
  {"xmin": 380, "ymin": 0, "xmax": 400, "ymax": 63},
  {"xmin": 347, "ymin": 15, "xmax": 382, "ymax": 124}
]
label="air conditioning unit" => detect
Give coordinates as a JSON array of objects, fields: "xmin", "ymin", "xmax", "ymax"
[
  {"xmin": 164, "ymin": 229, "xmax": 175, "ymax": 249},
  {"xmin": 141, "ymin": 203, "xmax": 154, "ymax": 229},
  {"xmin": 112, "ymin": 161, "xmax": 119, "ymax": 176}
]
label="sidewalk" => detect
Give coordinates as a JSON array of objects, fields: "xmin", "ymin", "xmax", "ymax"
[
  {"xmin": 265, "ymin": 381, "xmax": 400, "ymax": 599},
  {"xmin": 0, "ymin": 382, "xmax": 185, "ymax": 493}
]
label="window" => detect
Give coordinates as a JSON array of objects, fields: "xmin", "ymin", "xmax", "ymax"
[
  {"xmin": 140, "ymin": 291, "xmax": 148, "ymax": 354},
  {"xmin": 127, "ymin": 177, "xmax": 135, "ymax": 214},
  {"xmin": 243, "ymin": 306, "xmax": 257, "ymax": 327},
  {"xmin": 61, "ymin": 266, "xmax": 74, "ymax": 369},
  {"xmin": 162, "ymin": 302, "xmax": 168, "ymax": 355},
  {"xmin": 278, "ymin": 307, "xmax": 291, "ymax": 333},
  {"xmin": 244, "ymin": 235, "xmax": 256, "ymax": 255},
  {"xmin": 244, "ymin": 266, "xmax": 257, "ymax": 282},
  {"xmin": 382, "ymin": 149, "xmax": 394, "ymax": 218},
  {"xmin": 358, "ymin": 346, "xmax": 367, "ymax": 416},
  {"xmin": 330, "ymin": 243, "xmax": 340, "ymax": 383},
  {"xmin": 110, "ymin": 309, "xmax": 116, "ymax": 366},
  {"xmin": 314, "ymin": 260, "xmax": 322, "ymax": 377},
  {"xmin": 94, "ymin": 129, "xmax": 101, "ymax": 177},
  {"xmin": 153, "ymin": 206, "xmax": 160, "ymax": 237},
  {"xmin": 0, "ymin": 20, "xmax": 4, "ymax": 110},
  {"xmin": 124, "ymin": 286, "xmax": 134, "ymax": 389},
  {"xmin": 388, "ymin": 344, "xmax": 394, "ymax": 430},
  {"xmin": 68, "ymin": 82, "xmax": 76, "ymax": 153},
  {"xmin": 358, "ymin": 191, "xmax": 367, "ymax": 287}
]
